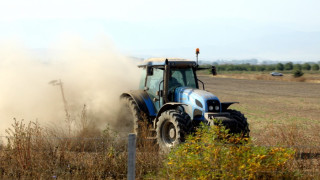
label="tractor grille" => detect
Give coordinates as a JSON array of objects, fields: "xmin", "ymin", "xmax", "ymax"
[{"xmin": 206, "ymin": 100, "xmax": 220, "ymax": 112}]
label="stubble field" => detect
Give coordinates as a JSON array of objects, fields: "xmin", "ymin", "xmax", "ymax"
[{"xmin": 200, "ymin": 75, "xmax": 320, "ymax": 147}]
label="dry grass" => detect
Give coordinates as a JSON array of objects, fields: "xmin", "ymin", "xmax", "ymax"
[
  {"xmin": 259, "ymin": 123, "xmax": 320, "ymax": 177},
  {"xmin": 1, "ymin": 117, "xmax": 320, "ymax": 178},
  {"xmin": 200, "ymin": 75, "xmax": 320, "ymax": 178},
  {"xmin": 0, "ymin": 116, "xmax": 163, "ymax": 179}
]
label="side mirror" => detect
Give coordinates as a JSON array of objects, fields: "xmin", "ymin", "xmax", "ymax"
[
  {"xmin": 211, "ymin": 66, "xmax": 217, "ymax": 76},
  {"xmin": 147, "ymin": 66, "xmax": 153, "ymax": 76}
]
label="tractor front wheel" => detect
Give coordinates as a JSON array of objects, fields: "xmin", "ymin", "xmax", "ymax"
[
  {"xmin": 156, "ymin": 110, "xmax": 189, "ymax": 153},
  {"xmin": 221, "ymin": 109, "xmax": 250, "ymax": 137}
]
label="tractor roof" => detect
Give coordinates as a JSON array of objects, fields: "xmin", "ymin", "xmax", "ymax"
[{"xmin": 138, "ymin": 58, "xmax": 197, "ymax": 68}]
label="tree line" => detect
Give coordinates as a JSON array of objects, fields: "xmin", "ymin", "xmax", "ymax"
[{"xmin": 214, "ymin": 62, "xmax": 320, "ymax": 72}]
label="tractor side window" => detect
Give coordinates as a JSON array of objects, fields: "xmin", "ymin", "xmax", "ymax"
[
  {"xmin": 147, "ymin": 68, "xmax": 163, "ymax": 96},
  {"xmin": 139, "ymin": 68, "xmax": 147, "ymax": 90},
  {"xmin": 184, "ymin": 68, "xmax": 197, "ymax": 88}
]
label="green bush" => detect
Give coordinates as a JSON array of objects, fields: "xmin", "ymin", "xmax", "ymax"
[
  {"xmin": 293, "ymin": 64, "xmax": 302, "ymax": 70},
  {"xmin": 302, "ymin": 63, "xmax": 311, "ymax": 71},
  {"xmin": 312, "ymin": 64, "xmax": 319, "ymax": 71},
  {"xmin": 162, "ymin": 124, "xmax": 295, "ymax": 179},
  {"xmin": 293, "ymin": 69, "xmax": 304, "ymax": 78},
  {"xmin": 276, "ymin": 63, "xmax": 284, "ymax": 71},
  {"xmin": 284, "ymin": 62, "xmax": 293, "ymax": 70}
]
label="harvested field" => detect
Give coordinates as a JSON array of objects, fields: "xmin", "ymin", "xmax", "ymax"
[
  {"xmin": 200, "ymin": 75, "xmax": 320, "ymax": 147},
  {"xmin": 214, "ymin": 73, "xmax": 320, "ymax": 83},
  {"xmin": 200, "ymin": 75, "xmax": 320, "ymax": 175}
]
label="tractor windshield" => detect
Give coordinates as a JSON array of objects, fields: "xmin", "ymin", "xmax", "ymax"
[{"xmin": 169, "ymin": 68, "xmax": 197, "ymax": 89}]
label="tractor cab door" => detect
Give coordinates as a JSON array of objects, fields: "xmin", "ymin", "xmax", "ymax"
[{"xmin": 146, "ymin": 67, "xmax": 164, "ymax": 112}]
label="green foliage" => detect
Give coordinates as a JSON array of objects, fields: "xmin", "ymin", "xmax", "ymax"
[
  {"xmin": 302, "ymin": 63, "xmax": 311, "ymax": 71},
  {"xmin": 311, "ymin": 64, "xmax": 319, "ymax": 71},
  {"xmin": 293, "ymin": 69, "xmax": 304, "ymax": 78},
  {"xmin": 293, "ymin": 64, "xmax": 302, "ymax": 70},
  {"xmin": 266, "ymin": 65, "xmax": 276, "ymax": 71},
  {"xmin": 162, "ymin": 124, "xmax": 295, "ymax": 179},
  {"xmin": 214, "ymin": 62, "xmax": 320, "ymax": 74},
  {"xmin": 284, "ymin": 62, "xmax": 293, "ymax": 70},
  {"xmin": 276, "ymin": 63, "xmax": 284, "ymax": 71},
  {"xmin": 256, "ymin": 65, "xmax": 266, "ymax": 71}
]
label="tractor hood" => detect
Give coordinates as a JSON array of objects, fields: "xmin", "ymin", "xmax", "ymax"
[
  {"xmin": 174, "ymin": 87, "xmax": 219, "ymax": 102},
  {"xmin": 174, "ymin": 87, "xmax": 221, "ymax": 119}
]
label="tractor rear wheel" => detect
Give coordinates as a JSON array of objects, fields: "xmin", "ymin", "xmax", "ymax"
[
  {"xmin": 118, "ymin": 96, "xmax": 141, "ymax": 135},
  {"xmin": 221, "ymin": 109, "xmax": 250, "ymax": 137},
  {"xmin": 156, "ymin": 110, "xmax": 190, "ymax": 153}
]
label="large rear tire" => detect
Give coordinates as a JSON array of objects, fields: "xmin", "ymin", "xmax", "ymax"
[
  {"xmin": 221, "ymin": 109, "xmax": 250, "ymax": 137},
  {"xmin": 156, "ymin": 110, "xmax": 191, "ymax": 153},
  {"xmin": 117, "ymin": 96, "xmax": 141, "ymax": 135}
]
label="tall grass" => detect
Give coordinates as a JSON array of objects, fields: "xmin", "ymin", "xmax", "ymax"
[
  {"xmin": 0, "ymin": 116, "xmax": 163, "ymax": 179},
  {"xmin": 256, "ymin": 122, "xmax": 320, "ymax": 177},
  {"xmin": 1, "ymin": 118, "xmax": 320, "ymax": 179}
]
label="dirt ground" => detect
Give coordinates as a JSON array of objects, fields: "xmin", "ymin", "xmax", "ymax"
[{"xmin": 199, "ymin": 75, "xmax": 320, "ymax": 147}]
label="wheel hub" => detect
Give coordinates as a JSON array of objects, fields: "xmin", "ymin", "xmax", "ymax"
[{"xmin": 169, "ymin": 127, "xmax": 176, "ymax": 139}]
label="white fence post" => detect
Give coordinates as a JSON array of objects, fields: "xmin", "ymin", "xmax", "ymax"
[{"xmin": 127, "ymin": 133, "xmax": 136, "ymax": 180}]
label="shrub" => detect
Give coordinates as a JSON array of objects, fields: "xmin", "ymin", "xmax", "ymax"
[
  {"xmin": 162, "ymin": 124, "xmax": 295, "ymax": 179},
  {"xmin": 284, "ymin": 62, "xmax": 293, "ymax": 70},
  {"xmin": 293, "ymin": 64, "xmax": 302, "ymax": 70},
  {"xmin": 311, "ymin": 64, "xmax": 319, "ymax": 71},
  {"xmin": 302, "ymin": 63, "xmax": 311, "ymax": 71},
  {"xmin": 276, "ymin": 63, "xmax": 284, "ymax": 71},
  {"xmin": 293, "ymin": 69, "xmax": 304, "ymax": 78}
]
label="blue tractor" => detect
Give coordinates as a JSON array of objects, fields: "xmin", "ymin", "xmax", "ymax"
[{"xmin": 120, "ymin": 56, "xmax": 249, "ymax": 152}]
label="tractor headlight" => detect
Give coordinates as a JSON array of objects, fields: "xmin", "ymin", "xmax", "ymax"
[{"xmin": 207, "ymin": 100, "xmax": 220, "ymax": 112}]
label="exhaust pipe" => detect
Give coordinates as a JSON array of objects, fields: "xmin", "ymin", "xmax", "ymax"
[{"xmin": 163, "ymin": 59, "xmax": 170, "ymax": 104}]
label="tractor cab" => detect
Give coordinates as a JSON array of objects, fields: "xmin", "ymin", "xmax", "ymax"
[{"xmin": 138, "ymin": 58, "xmax": 200, "ymax": 111}]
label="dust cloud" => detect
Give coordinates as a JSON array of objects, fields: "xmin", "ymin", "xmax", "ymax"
[{"xmin": 0, "ymin": 37, "xmax": 141, "ymax": 136}]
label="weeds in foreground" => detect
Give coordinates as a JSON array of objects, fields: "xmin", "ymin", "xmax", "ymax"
[
  {"xmin": 162, "ymin": 123, "xmax": 296, "ymax": 179},
  {"xmin": 2, "ymin": 118, "xmax": 320, "ymax": 179},
  {"xmin": 0, "ymin": 118, "xmax": 162, "ymax": 179}
]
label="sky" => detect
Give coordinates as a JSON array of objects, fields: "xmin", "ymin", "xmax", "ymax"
[{"xmin": 0, "ymin": 0, "xmax": 319, "ymax": 61}]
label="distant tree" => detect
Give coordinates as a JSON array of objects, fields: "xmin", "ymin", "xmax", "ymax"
[
  {"xmin": 293, "ymin": 64, "xmax": 302, "ymax": 70},
  {"xmin": 276, "ymin": 63, "xmax": 284, "ymax": 71},
  {"xmin": 284, "ymin": 62, "xmax": 293, "ymax": 70},
  {"xmin": 249, "ymin": 65, "xmax": 256, "ymax": 71},
  {"xmin": 312, "ymin": 64, "xmax": 320, "ymax": 71},
  {"xmin": 302, "ymin": 63, "xmax": 311, "ymax": 70},
  {"xmin": 241, "ymin": 64, "xmax": 250, "ymax": 71},
  {"xmin": 225, "ymin": 64, "xmax": 235, "ymax": 71},
  {"xmin": 266, "ymin": 65, "xmax": 276, "ymax": 71},
  {"xmin": 256, "ymin": 65, "xmax": 266, "ymax": 71},
  {"xmin": 217, "ymin": 65, "xmax": 224, "ymax": 71}
]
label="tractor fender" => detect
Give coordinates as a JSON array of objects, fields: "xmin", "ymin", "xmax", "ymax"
[
  {"xmin": 120, "ymin": 90, "xmax": 156, "ymax": 117},
  {"xmin": 154, "ymin": 102, "xmax": 187, "ymax": 128},
  {"xmin": 221, "ymin": 102, "xmax": 239, "ymax": 111}
]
